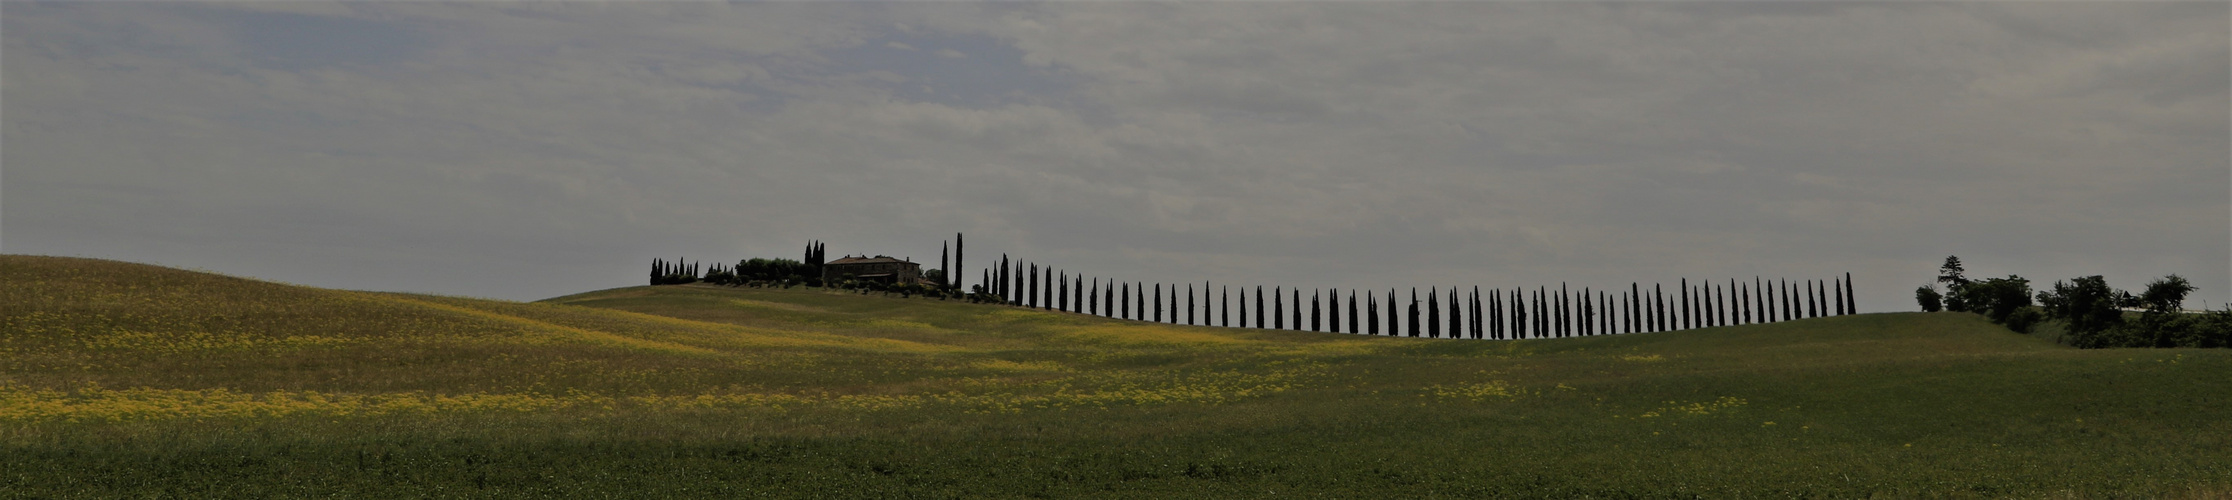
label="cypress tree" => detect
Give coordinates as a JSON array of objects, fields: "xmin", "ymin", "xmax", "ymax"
[
  {"xmin": 1387, "ymin": 289, "xmax": 1398, "ymax": 337},
  {"xmin": 1367, "ymin": 293, "xmax": 1380, "ymax": 335},
  {"xmin": 1328, "ymin": 289, "xmax": 1341, "ymax": 333},
  {"xmin": 1449, "ymin": 287, "xmax": 1463, "ymax": 339},
  {"xmin": 1089, "ymin": 277, "xmax": 1099, "ymax": 315},
  {"xmin": 1819, "ymin": 279, "xmax": 1831, "ymax": 317},
  {"xmin": 1845, "ymin": 272, "xmax": 1857, "ymax": 315},
  {"xmin": 1311, "ymin": 290, "xmax": 1322, "ymax": 332},
  {"xmin": 1120, "ymin": 282, "xmax": 1130, "ymax": 319},
  {"xmin": 1806, "ymin": 280, "xmax": 1817, "ymax": 318},
  {"xmin": 1258, "ymin": 286, "xmax": 1267, "ymax": 330},
  {"xmin": 1653, "ymin": 284, "xmax": 1666, "ymax": 332},
  {"xmin": 1272, "ymin": 287, "xmax": 1284, "ymax": 330},
  {"xmin": 1834, "ymin": 276, "xmax": 1847, "ymax": 315},
  {"xmin": 940, "ymin": 242, "xmax": 950, "ymax": 289},
  {"xmin": 1472, "ymin": 287, "xmax": 1483, "ymax": 339},
  {"xmin": 1153, "ymin": 283, "xmax": 1163, "ymax": 323},
  {"xmin": 1407, "ymin": 288, "xmax": 1421, "ymax": 337},
  {"xmin": 1427, "ymin": 288, "xmax": 1440, "ymax": 338},
  {"xmin": 1514, "ymin": 288, "xmax": 1527, "ymax": 339},
  {"xmin": 1350, "ymin": 290, "xmax": 1362, "ymax": 334},
  {"xmin": 1237, "ymin": 287, "xmax": 1248, "ymax": 327},
  {"xmin": 1187, "ymin": 284, "xmax": 1196, "ymax": 325},
  {"xmin": 1581, "ymin": 288, "xmax": 1593, "ymax": 336},
  {"xmin": 1291, "ymin": 288, "xmax": 1302, "ymax": 331},
  {"xmin": 1222, "ymin": 286, "xmax": 1231, "ymax": 327},
  {"xmin": 954, "ymin": 233, "xmax": 964, "ymax": 293}
]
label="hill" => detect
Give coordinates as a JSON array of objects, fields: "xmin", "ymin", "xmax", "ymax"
[{"xmin": 3, "ymin": 255, "xmax": 2227, "ymax": 497}]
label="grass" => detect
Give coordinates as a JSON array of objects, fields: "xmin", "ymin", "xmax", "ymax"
[{"xmin": 4, "ymin": 255, "xmax": 2228, "ymax": 497}]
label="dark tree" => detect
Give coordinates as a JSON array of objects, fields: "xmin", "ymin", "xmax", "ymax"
[
  {"xmin": 1407, "ymin": 288, "xmax": 1421, "ymax": 337},
  {"xmin": 1845, "ymin": 272, "xmax": 1857, "ymax": 314},
  {"xmin": 1450, "ymin": 287, "xmax": 1463, "ymax": 339},
  {"xmin": 1915, "ymin": 285, "xmax": 1943, "ymax": 312},
  {"xmin": 1153, "ymin": 283, "xmax": 1163, "ymax": 323},
  {"xmin": 1222, "ymin": 286, "xmax": 1232, "ymax": 327},
  {"xmin": 1120, "ymin": 282, "xmax": 1131, "ymax": 319},
  {"xmin": 1276, "ymin": 287, "xmax": 1294, "ymax": 330},
  {"xmin": 1237, "ymin": 287, "xmax": 1249, "ymax": 327},
  {"xmin": 940, "ymin": 242, "xmax": 950, "ymax": 289},
  {"xmin": 1367, "ymin": 293, "xmax": 1380, "ymax": 335},
  {"xmin": 1089, "ymin": 277, "xmax": 1099, "ymax": 315},
  {"xmin": 1471, "ymin": 287, "xmax": 1483, "ymax": 339},
  {"xmin": 1653, "ymin": 284, "xmax": 1666, "ymax": 332},
  {"xmin": 1312, "ymin": 290, "xmax": 1323, "ymax": 332},
  {"xmin": 1188, "ymin": 283, "xmax": 1197, "ymax": 326},
  {"xmin": 1136, "ymin": 282, "xmax": 1146, "ymax": 320},
  {"xmin": 1351, "ymin": 289, "xmax": 1362, "ymax": 335},
  {"xmin": 1291, "ymin": 288, "xmax": 1303, "ymax": 331},
  {"xmin": 1258, "ymin": 286, "xmax": 1268, "ymax": 329},
  {"xmin": 1938, "ymin": 256, "xmax": 1971, "ymax": 313},
  {"xmin": 1387, "ymin": 289, "xmax": 1398, "ymax": 337},
  {"xmin": 2039, "ymin": 275, "xmax": 2122, "ymax": 345},
  {"xmin": 1327, "ymin": 289, "xmax": 1340, "ymax": 333},
  {"xmin": 1834, "ymin": 276, "xmax": 1847, "ymax": 315},
  {"xmin": 1426, "ymin": 288, "xmax": 1440, "ymax": 338},
  {"xmin": 954, "ymin": 233, "xmax": 964, "ymax": 293}
]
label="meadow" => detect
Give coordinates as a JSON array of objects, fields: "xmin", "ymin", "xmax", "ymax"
[{"xmin": 3, "ymin": 255, "xmax": 2227, "ymax": 497}]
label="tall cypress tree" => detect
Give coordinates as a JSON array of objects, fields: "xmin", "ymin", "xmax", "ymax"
[
  {"xmin": 1291, "ymin": 288, "xmax": 1302, "ymax": 331},
  {"xmin": 1327, "ymin": 289, "xmax": 1339, "ymax": 333},
  {"xmin": 1374, "ymin": 290, "xmax": 1392, "ymax": 339},
  {"xmin": 1653, "ymin": 284, "xmax": 1666, "ymax": 332},
  {"xmin": 1350, "ymin": 290, "xmax": 1362, "ymax": 334},
  {"xmin": 1834, "ymin": 276, "xmax": 1847, "ymax": 315},
  {"xmin": 940, "ymin": 242, "xmax": 950, "ymax": 289},
  {"xmin": 1806, "ymin": 280, "xmax": 1818, "ymax": 318},
  {"xmin": 1311, "ymin": 290, "xmax": 1322, "ymax": 332},
  {"xmin": 1120, "ymin": 282, "xmax": 1130, "ymax": 319},
  {"xmin": 1222, "ymin": 286, "xmax": 1231, "ymax": 327},
  {"xmin": 1406, "ymin": 288, "xmax": 1419, "ymax": 337},
  {"xmin": 1276, "ymin": 287, "xmax": 1294, "ymax": 330},
  {"xmin": 1449, "ymin": 287, "xmax": 1463, "ymax": 339},
  {"xmin": 1426, "ymin": 288, "xmax": 1440, "ymax": 338},
  {"xmin": 1088, "ymin": 277, "xmax": 1098, "ymax": 315},
  {"xmin": 954, "ymin": 233, "xmax": 964, "ymax": 293},
  {"xmin": 1238, "ymin": 287, "xmax": 1249, "ymax": 328},
  {"xmin": 1258, "ymin": 286, "xmax": 1268, "ymax": 329},
  {"xmin": 1367, "ymin": 293, "xmax": 1380, "ymax": 335},
  {"xmin": 1471, "ymin": 287, "xmax": 1483, "ymax": 339},
  {"xmin": 1845, "ymin": 272, "xmax": 1857, "ymax": 315},
  {"xmin": 1152, "ymin": 283, "xmax": 1163, "ymax": 323}
]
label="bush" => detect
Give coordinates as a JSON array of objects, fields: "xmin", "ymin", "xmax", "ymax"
[
  {"xmin": 1915, "ymin": 286, "xmax": 1942, "ymax": 312},
  {"xmin": 2003, "ymin": 308, "xmax": 2042, "ymax": 334}
]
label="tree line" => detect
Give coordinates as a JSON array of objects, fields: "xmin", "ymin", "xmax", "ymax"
[
  {"xmin": 1914, "ymin": 256, "xmax": 2230, "ymax": 348},
  {"xmin": 969, "ymin": 254, "xmax": 1856, "ymax": 339},
  {"xmin": 650, "ymin": 236, "xmax": 1874, "ymax": 339}
]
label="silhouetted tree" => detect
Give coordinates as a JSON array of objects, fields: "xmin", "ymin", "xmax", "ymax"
[
  {"xmin": 1388, "ymin": 289, "xmax": 1399, "ymax": 337},
  {"xmin": 1259, "ymin": 286, "xmax": 1269, "ymax": 329},
  {"xmin": 1351, "ymin": 290, "xmax": 1362, "ymax": 334},
  {"xmin": 1327, "ymin": 289, "xmax": 1340, "ymax": 333},
  {"xmin": 1222, "ymin": 286, "xmax": 1231, "ymax": 327},
  {"xmin": 1153, "ymin": 283, "xmax": 1163, "ymax": 323},
  {"xmin": 1916, "ymin": 285, "xmax": 1943, "ymax": 312},
  {"xmin": 1939, "ymin": 256, "xmax": 1971, "ymax": 313},
  {"xmin": 1291, "ymin": 288, "xmax": 1303, "ymax": 331},
  {"xmin": 1408, "ymin": 288, "xmax": 1421, "ymax": 337},
  {"xmin": 1240, "ymin": 287, "xmax": 1251, "ymax": 328},
  {"xmin": 1845, "ymin": 272, "xmax": 1857, "ymax": 314},
  {"xmin": 1427, "ymin": 288, "xmax": 1440, "ymax": 338},
  {"xmin": 1311, "ymin": 290, "xmax": 1322, "ymax": 332},
  {"xmin": 1451, "ymin": 287, "xmax": 1464, "ymax": 338},
  {"xmin": 1272, "ymin": 287, "xmax": 1284, "ymax": 330},
  {"xmin": 1367, "ymin": 293, "xmax": 1380, "ymax": 335},
  {"xmin": 953, "ymin": 234, "xmax": 964, "ymax": 292}
]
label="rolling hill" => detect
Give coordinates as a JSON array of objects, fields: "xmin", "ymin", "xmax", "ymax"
[{"xmin": 3, "ymin": 255, "xmax": 2226, "ymax": 497}]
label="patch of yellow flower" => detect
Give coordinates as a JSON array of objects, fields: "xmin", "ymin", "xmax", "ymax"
[
  {"xmin": 1428, "ymin": 380, "xmax": 1524, "ymax": 401},
  {"xmin": 1618, "ymin": 354, "xmax": 1665, "ymax": 362},
  {"xmin": 1626, "ymin": 396, "xmax": 1747, "ymax": 419}
]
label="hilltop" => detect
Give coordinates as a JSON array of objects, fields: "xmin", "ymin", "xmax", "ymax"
[{"xmin": 3, "ymin": 255, "xmax": 2227, "ymax": 497}]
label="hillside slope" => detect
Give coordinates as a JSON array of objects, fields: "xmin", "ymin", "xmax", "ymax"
[{"xmin": 4, "ymin": 255, "xmax": 2228, "ymax": 497}]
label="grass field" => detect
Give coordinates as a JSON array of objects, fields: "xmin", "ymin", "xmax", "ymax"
[{"xmin": 4, "ymin": 255, "xmax": 2228, "ymax": 497}]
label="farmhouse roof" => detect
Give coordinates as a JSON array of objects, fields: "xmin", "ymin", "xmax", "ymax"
[{"xmin": 825, "ymin": 255, "xmax": 913, "ymax": 265}]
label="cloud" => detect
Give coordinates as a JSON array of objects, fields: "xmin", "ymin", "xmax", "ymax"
[{"xmin": 3, "ymin": 2, "xmax": 2224, "ymax": 310}]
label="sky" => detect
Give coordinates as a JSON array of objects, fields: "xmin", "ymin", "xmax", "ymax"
[{"xmin": 5, "ymin": 1, "xmax": 2227, "ymax": 312}]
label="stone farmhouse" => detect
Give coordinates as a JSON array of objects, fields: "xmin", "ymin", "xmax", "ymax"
[{"xmin": 821, "ymin": 255, "xmax": 923, "ymax": 285}]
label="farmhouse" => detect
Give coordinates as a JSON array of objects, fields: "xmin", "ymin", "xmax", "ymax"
[{"xmin": 821, "ymin": 255, "xmax": 923, "ymax": 285}]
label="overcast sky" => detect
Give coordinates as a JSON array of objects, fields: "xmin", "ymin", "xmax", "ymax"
[{"xmin": 6, "ymin": 1, "xmax": 2226, "ymax": 311}]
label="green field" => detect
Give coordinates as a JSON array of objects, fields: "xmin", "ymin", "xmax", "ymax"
[{"xmin": 3, "ymin": 255, "xmax": 2227, "ymax": 497}]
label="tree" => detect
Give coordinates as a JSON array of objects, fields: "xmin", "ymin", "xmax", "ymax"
[
  {"xmin": 2039, "ymin": 276, "xmax": 2124, "ymax": 348},
  {"xmin": 1367, "ymin": 293, "xmax": 1379, "ymax": 335},
  {"xmin": 1915, "ymin": 286, "xmax": 1943, "ymax": 312},
  {"xmin": 1939, "ymin": 256, "xmax": 1971, "ymax": 312},
  {"xmin": 1352, "ymin": 290, "xmax": 1363, "ymax": 335}
]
